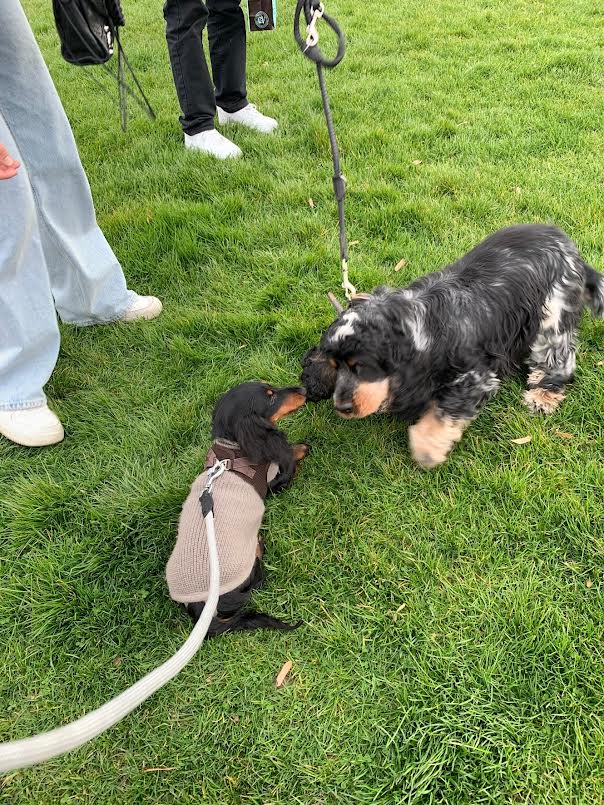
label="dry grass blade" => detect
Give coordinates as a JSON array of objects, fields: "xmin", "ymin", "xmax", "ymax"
[
  {"xmin": 510, "ymin": 436, "xmax": 531, "ymax": 444},
  {"xmin": 276, "ymin": 660, "xmax": 293, "ymax": 688}
]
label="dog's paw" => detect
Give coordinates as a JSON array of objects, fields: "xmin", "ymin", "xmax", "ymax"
[
  {"xmin": 408, "ymin": 408, "xmax": 468, "ymax": 470},
  {"xmin": 410, "ymin": 442, "xmax": 451, "ymax": 470},
  {"xmin": 523, "ymin": 387, "xmax": 565, "ymax": 415},
  {"xmin": 293, "ymin": 443, "xmax": 311, "ymax": 461}
]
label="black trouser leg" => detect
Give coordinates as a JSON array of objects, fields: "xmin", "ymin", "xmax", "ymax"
[
  {"xmin": 163, "ymin": 0, "xmax": 216, "ymax": 135},
  {"xmin": 207, "ymin": 0, "xmax": 248, "ymax": 113}
]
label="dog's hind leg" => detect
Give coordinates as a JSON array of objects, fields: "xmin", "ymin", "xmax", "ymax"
[
  {"xmin": 523, "ymin": 290, "xmax": 582, "ymax": 415},
  {"xmin": 409, "ymin": 369, "xmax": 500, "ymax": 469}
]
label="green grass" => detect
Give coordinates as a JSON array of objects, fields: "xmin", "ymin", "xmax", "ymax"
[{"xmin": 2, "ymin": 0, "xmax": 604, "ymax": 801}]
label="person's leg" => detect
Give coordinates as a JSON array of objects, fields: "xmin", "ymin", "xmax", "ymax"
[
  {"xmin": 164, "ymin": 0, "xmax": 242, "ymax": 157},
  {"xmin": 0, "ymin": 115, "xmax": 64, "ymax": 445},
  {"xmin": 164, "ymin": 0, "xmax": 216, "ymax": 135},
  {"xmin": 0, "ymin": 0, "xmax": 160, "ymax": 326},
  {"xmin": 207, "ymin": 0, "xmax": 248, "ymax": 114},
  {"xmin": 209, "ymin": 0, "xmax": 278, "ymax": 134}
]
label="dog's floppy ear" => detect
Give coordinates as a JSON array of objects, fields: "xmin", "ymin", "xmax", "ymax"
[{"xmin": 232, "ymin": 414, "xmax": 272, "ymax": 464}]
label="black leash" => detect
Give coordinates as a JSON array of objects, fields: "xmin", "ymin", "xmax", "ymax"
[{"xmin": 294, "ymin": 0, "xmax": 356, "ymax": 300}]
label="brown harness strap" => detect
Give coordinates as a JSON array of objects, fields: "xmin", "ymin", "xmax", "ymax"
[{"xmin": 205, "ymin": 443, "xmax": 270, "ymax": 499}]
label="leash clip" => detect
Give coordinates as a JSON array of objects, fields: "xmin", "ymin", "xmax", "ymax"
[
  {"xmin": 304, "ymin": 2, "xmax": 324, "ymax": 51},
  {"xmin": 204, "ymin": 459, "xmax": 228, "ymax": 494},
  {"xmin": 341, "ymin": 259, "xmax": 357, "ymax": 300}
]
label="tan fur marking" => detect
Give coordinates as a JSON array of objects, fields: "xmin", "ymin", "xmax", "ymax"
[
  {"xmin": 292, "ymin": 443, "xmax": 310, "ymax": 461},
  {"xmin": 523, "ymin": 387, "xmax": 565, "ymax": 414},
  {"xmin": 271, "ymin": 393, "xmax": 307, "ymax": 422},
  {"xmin": 408, "ymin": 406, "xmax": 470, "ymax": 469},
  {"xmin": 351, "ymin": 379, "xmax": 390, "ymax": 417},
  {"xmin": 527, "ymin": 369, "xmax": 546, "ymax": 386}
]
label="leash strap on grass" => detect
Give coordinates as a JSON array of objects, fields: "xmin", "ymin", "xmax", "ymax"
[
  {"xmin": 0, "ymin": 469, "xmax": 226, "ymax": 772},
  {"xmin": 294, "ymin": 0, "xmax": 356, "ymax": 300}
]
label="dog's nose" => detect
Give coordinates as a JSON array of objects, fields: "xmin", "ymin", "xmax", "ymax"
[{"xmin": 335, "ymin": 401, "xmax": 354, "ymax": 415}]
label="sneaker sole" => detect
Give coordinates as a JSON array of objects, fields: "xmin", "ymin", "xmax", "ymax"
[{"xmin": 0, "ymin": 426, "xmax": 65, "ymax": 448}]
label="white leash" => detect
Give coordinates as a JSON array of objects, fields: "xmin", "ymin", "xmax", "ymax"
[{"xmin": 0, "ymin": 460, "xmax": 228, "ymax": 773}]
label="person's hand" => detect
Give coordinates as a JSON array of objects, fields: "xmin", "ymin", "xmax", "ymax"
[{"xmin": 0, "ymin": 143, "xmax": 20, "ymax": 180}]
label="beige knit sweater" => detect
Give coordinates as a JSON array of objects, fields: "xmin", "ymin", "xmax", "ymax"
[{"xmin": 166, "ymin": 449, "xmax": 278, "ymax": 604}]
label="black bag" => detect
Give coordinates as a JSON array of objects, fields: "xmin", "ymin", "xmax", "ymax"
[
  {"xmin": 52, "ymin": 0, "xmax": 154, "ymax": 129},
  {"xmin": 52, "ymin": 0, "xmax": 124, "ymax": 65}
]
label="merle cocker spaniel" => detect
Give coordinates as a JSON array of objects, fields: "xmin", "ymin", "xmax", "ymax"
[{"xmin": 301, "ymin": 224, "xmax": 604, "ymax": 469}]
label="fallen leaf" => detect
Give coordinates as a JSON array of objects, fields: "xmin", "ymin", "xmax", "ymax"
[
  {"xmin": 276, "ymin": 660, "xmax": 293, "ymax": 688},
  {"xmin": 230, "ymin": 714, "xmax": 240, "ymax": 723},
  {"xmin": 112, "ymin": 657, "xmax": 122, "ymax": 668},
  {"xmin": 597, "ymin": 360, "xmax": 604, "ymax": 367},
  {"xmin": 394, "ymin": 258, "xmax": 408, "ymax": 272},
  {"xmin": 586, "ymin": 579, "xmax": 593, "ymax": 589},
  {"xmin": 308, "ymin": 198, "xmax": 315, "ymax": 208},
  {"xmin": 411, "ymin": 159, "xmax": 423, "ymax": 166},
  {"xmin": 350, "ymin": 240, "xmax": 360, "ymax": 246},
  {"xmin": 555, "ymin": 431, "xmax": 573, "ymax": 439},
  {"xmin": 511, "ymin": 436, "xmax": 531, "ymax": 444}
]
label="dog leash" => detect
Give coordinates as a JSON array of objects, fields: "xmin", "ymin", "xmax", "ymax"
[
  {"xmin": 294, "ymin": 0, "xmax": 356, "ymax": 302},
  {"xmin": 0, "ymin": 461, "xmax": 227, "ymax": 773}
]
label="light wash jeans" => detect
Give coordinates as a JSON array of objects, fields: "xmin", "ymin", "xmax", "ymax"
[{"xmin": 0, "ymin": 0, "xmax": 133, "ymax": 410}]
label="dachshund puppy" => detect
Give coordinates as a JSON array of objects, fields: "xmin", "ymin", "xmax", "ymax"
[
  {"xmin": 166, "ymin": 382, "xmax": 309, "ymax": 635},
  {"xmin": 302, "ymin": 224, "xmax": 604, "ymax": 468}
]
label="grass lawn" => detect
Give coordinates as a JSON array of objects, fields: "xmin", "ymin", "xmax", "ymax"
[{"xmin": 2, "ymin": 0, "xmax": 604, "ymax": 801}]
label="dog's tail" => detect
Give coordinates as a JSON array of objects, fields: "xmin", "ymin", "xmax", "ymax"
[
  {"xmin": 583, "ymin": 263, "xmax": 604, "ymax": 318},
  {"xmin": 208, "ymin": 611, "xmax": 302, "ymax": 637}
]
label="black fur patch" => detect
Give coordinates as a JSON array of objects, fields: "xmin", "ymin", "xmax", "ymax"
[{"xmin": 304, "ymin": 224, "xmax": 604, "ymax": 429}]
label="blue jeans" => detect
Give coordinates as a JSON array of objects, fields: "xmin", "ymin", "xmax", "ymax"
[{"xmin": 0, "ymin": 0, "xmax": 133, "ymax": 411}]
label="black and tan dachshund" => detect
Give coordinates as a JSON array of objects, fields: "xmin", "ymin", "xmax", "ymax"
[{"xmin": 166, "ymin": 382, "xmax": 309, "ymax": 636}]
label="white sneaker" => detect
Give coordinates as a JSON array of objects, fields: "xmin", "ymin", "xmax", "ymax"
[
  {"xmin": 184, "ymin": 129, "xmax": 242, "ymax": 159},
  {"xmin": 121, "ymin": 294, "xmax": 163, "ymax": 322},
  {"xmin": 217, "ymin": 103, "xmax": 278, "ymax": 134},
  {"xmin": 0, "ymin": 405, "xmax": 64, "ymax": 447}
]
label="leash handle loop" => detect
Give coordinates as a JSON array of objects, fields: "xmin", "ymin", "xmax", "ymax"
[{"xmin": 294, "ymin": 0, "xmax": 345, "ymax": 68}]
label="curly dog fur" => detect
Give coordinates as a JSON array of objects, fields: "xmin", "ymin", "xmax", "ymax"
[{"xmin": 301, "ymin": 224, "xmax": 604, "ymax": 468}]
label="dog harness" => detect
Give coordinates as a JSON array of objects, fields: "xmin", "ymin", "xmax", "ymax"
[{"xmin": 166, "ymin": 441, "xmax": 274, "ymax": 604}]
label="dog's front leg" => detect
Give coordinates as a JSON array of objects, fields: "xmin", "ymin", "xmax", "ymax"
[
  {"xmin": 268, "ymin": 443, "xmax": 311, "ymax": 494},
  {"xmin": 408, "ymin": 369, "xmax": 500, "ymax": 469},
  {"xmin": 268, "ymin": 451, "xmax": 297, "ymax": 494}
]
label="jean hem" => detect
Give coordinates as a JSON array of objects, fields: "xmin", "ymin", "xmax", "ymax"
[
  {"xmin": 62, "ymin": 290, "xmax": 135, "ymax": 326},
  {"xmin": 0, "ymin": 399, "xmax": 47, "ymax": 412},
  {"xmin": 216, "ymin": 99, "xmax": 249, "ymax": 115},
  {"xmin": 183, "ymin": 121, "xmax": 216, "ymax": 136}
]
